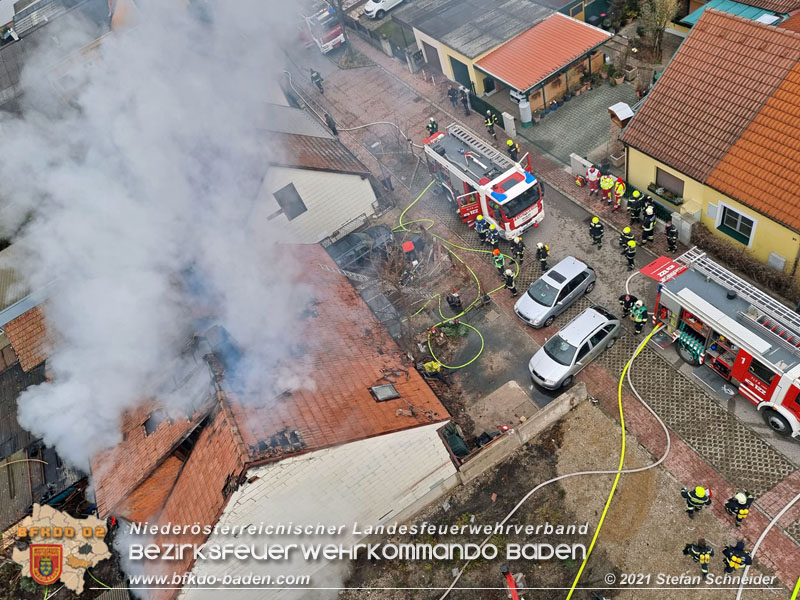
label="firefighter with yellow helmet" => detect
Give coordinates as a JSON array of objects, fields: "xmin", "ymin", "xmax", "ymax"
[
  {"xmin": 725, "ymin": 491, "xmax": 754, "ymax": 527},
  {"xmin": 681, "ymin": 485, "xmax": 712, "ymax": 519},
  {"xmin": 475, "ymin": 215, "xmax": 488, "ymax": 243}
]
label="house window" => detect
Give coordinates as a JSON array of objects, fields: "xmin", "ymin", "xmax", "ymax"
[
  {"xmin": 570, "ymin": 2, "xmax": 584, "ymax": 17},
  {"xmin": 272, "ymin": 183, "xmax": 308, "ymax": 221},
  {"xmin": 656, "ymin": 167, "xmax": 684, "ymax": 197},
  {"xmin": 718, "ymin": 206, "xmax": 754, "ymax": 245}
]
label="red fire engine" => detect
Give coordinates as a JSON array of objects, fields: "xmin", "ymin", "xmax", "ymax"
[
  {"xmin": 423, "ymin": 124, "xmax": 544, "ymax": 240},
  {"xmin": 302, "ymin": 1, "xmax": 345, "ymax": 54},
  {"xmin": 651, "ymin": 247, "xmax": 800, "ymax": 438}
]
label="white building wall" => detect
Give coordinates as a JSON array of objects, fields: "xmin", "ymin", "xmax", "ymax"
[
  {"xmin": 256, "ymin": 166, "xmax": 377, "ymax": 244},
  {"xmin": 180, "ymin": 422, "xmax": 454, "ymax": 600}
]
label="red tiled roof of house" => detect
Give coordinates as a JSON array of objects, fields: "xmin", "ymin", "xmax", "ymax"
[
  {"xmin": 476, "ymin": 14, "xmax": 611, "ymax": 92},
  {"xmin": 269, "ymin": 132, "xmax": 370, "ymax": 176},
  {"xmin": 92, "ymin": 244, "xmax": 449, "ymax": 575},
  {"xmin": 778, "ymin": 11, "xmax": 800, "ymax": 31},
  {"xmin": 746, "ymin": 0, "xmax": 800, "ymax": 14},
  {"xmin": 621, "ymin": 10, "xmax": 800, "ymax": 182},
  {"xmin": 707, "ymin": 60, "xmax": 800, "ymax": 231},
  {"xmin": 6, "ymin": 306, "xmax": 48, "ymax": 372}
]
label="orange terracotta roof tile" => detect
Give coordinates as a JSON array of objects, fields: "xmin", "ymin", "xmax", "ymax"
[
  {"xmin": 707, "ymin": 61, "xmax": 800, "ymax": 230},
  {"xmin": 621, "ymin": 10, "xmax": 800, "ymax": 182},
  {"xmin": 476, "ymin": 14, "xmax": 611, "ymax": 92},
  {"xmin": 746, "ymin": 0, "xmax": 800, "ymax": 13},
  {"xmin": 269, "ymin": 132, "xmax": 370, "ymax": 176},
  {"xmin": 779, "ymin": 11, "xmax": 800, "ymax": 31},
  {"xmin": 6, "ymin": 306, "xmax": 49, "ymax": 372}
]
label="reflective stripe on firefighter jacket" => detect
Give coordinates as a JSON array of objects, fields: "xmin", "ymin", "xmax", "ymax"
[
  {"xmin": 682, "ymin": 488, "xmax": 711, "ymax": 508},
  {"xmin": 614, "ymin": 181, "xmax": 626, "ymax": 198},
  {"xmin": 599, "ymin": 175, "xmax": 614, "ymax": 190},
  {"xmin": 586, "ymin": 167, "xmax": 600, "ymax": 182},
  {"xmin": 487, "ymin": 229, "xmax": 500, "ymax": 244},
  {"xmin": 475, "ymin": 219, "xmax": 488, "ymax": 233},
  {"xmin": 666, "ymin": 224, "xmax": 678, "ymax": 241},
  {"xmin": 631, "ymin": 305, "xmax": 648, "ymax": 324},
  {"xmin": 642, "ymin": 216, "xmax": 655, "ymax": 232},
  {"xmin": 619, "ymin": 231, "xmax": 634, "ymax": 246},
  {"xmin": 536, "ymin": 246, "xmax": 549, "ymax": 261},
  {"xmin": 493, "ymin": 254, "xmax": 504, "ymax": 270},
  {"xmin": 589, "ymin": 222, "xmax": 604, "ymax": 238}
]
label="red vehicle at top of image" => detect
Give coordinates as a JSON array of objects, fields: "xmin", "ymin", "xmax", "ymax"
[
  {"xmin": 301, "ymin": 1, "xmax": 345, "ymax": 54},
  {"xmin": 423, "ymin": 124, "xmax": 544, "ymax": 240}
]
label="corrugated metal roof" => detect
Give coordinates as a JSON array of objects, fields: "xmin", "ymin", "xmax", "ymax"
[
  {"xmin": 620, "ymin": 10, "xmax": 800, "ymax": 182},
  {"xmin": 0, "ymin": 244, "xmax": 29, "ymax": 313},
  {"xmin": 682, "ymin": 0, "xmax": 781, "ymax": 26},
  {"xmin": 394, "ymin": 0, "xmax": 553, "ymax": 59},
  {"xmin": 260, "ymin": 104, "xmax": 334, "ymax": 139},
  {"xmin": 476, "ymin": 14, "xmax": 610, "ymax": 92}
]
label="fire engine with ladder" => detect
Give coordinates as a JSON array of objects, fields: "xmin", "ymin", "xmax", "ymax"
[
  {"xmin": 651, "ymin": 247, "xmax": 800, "ymax": 438},
  {"xmin": 423, "ymin": 124, "xmax": 544, "ymax": 240}
]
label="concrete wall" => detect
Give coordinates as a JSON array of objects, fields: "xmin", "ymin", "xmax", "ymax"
[
  {"xmin": 626, "ymin": 147, "xmax": 800, "ymax": 278},
  {"xmin": 255, "ymin": 166, "xmax": 377, "ymax": 244}
]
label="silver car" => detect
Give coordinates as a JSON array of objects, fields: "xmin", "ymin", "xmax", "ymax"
[
  {"xmin": 514, "ymin": 256, "xmax": 596, "ymax": 328},
  {"xmin": 529, "ymin": 305, "xmax": 621, "ymax": 389}
]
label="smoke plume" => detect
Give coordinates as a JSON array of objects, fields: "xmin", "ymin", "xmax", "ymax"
[{"xmin": 0, "ymin": 0, "xmax": 309, "ymax": 471}]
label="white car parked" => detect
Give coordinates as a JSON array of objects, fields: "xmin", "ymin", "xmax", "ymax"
[{"xmin": 363, "ymin": 0, "xmax": 404, "ymax": 19}]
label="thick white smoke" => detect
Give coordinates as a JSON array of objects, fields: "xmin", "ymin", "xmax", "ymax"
[{"xmin": 0, "ymin": 0, "xmax": 311, "ymax": 471}]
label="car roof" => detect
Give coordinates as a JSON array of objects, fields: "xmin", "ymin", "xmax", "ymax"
[
  {"xmin": 559, "ymin": 306, "xmax": 614, "ymax": 345},
  {"xmin": 543, "ymin": 256, "xmax": 587, "ymax": 287}
]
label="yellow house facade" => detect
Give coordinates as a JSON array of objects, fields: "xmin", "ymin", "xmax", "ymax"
[
  {"xmin": 412, "ymin": 29, "xmax": 496, "ymax": 95},
  {"xmin": 626, "ymin": 148, "xmax": 800, "ymax": 279}
]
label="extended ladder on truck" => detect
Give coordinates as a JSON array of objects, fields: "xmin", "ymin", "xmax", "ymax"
[{"xmin": 677, "ymin": 248, "xmax": 800, "ymax": 355}]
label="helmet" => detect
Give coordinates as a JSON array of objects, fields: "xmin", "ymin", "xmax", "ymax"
[
  {"xmin": 429, "ymin": 117, "xmax": 434, "ymax": 122},
  {"xmin": 645, "ymin": 206, "xmax": 654, "ymax": 215},
  {"xmin": 505, "ymin": 269, "xmax": 513, "ymax": 276},
  {"xmin": 493, "ymin": 248, "xmax": 500, "ymax": 256},
  {"xmin": 635, "ymin": 299, "xmax": 643, "ymax": 306},
  {"xmin": 632, "ymin": 190, "xmax": 641, "ymax": 198},
  {"xmin": 617, "ymin": 177, "xmax": 623, "ymax": 183},
  {"xmin": 623, "ymin": 227, "xmax": 631, "ymax": 234},
  {"xmin": 735, "ymin": 492, "xmax": 747, "ymax": 504},
  {"xmin": 735, "ymin": 541, "xmax": 745, "ymax": 551},
  {"xmin": 592, "ymin": 217, "xmax": 599, "ymax": 224},
  {"xmin": 487, "ymin": 110, "xmax": 492, "ymax": 115},
  {"xmin": 507, "ymin": 139, "xmax": 514, "ymax": 146},
  {"xmin": 490, "ymin": 224, "xmax": 496, "ymax": 230},
  {"xmin": 513, "ymin": 237, "xmax": 521, "ymax": 243},
  {"xmin": 476, "ymin": 215, "xmax": 483, "ymax": 221},
  {"xmin": 537, "ymin": 242, "xmax": 544, "ymax": 249},
  {"xmin": 628, "ymin": 240, "xmax": 636, "ymax": 247},
  {"xmin": 695, "ymin": 486, "xmax": 707, "ymax": 497}
]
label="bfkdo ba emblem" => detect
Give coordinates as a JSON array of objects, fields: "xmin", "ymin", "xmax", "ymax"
[{"xmin": 30, "ymin": 544, "xmax": 62, "ymax": 585}]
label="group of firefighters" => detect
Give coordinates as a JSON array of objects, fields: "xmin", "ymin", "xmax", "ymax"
[{"xmin": 679, "ymin": 486, "xmax": 757, "ymax": 578}]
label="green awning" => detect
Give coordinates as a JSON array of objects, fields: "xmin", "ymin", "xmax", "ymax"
[{"xmin": 682, "ymin": 0, "xmax": 782, "ymax": 26}]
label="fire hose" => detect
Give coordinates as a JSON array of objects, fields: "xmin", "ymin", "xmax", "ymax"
[{"xmin": 438, "ymin": 323, "xmax": 671, "ymax": 599}]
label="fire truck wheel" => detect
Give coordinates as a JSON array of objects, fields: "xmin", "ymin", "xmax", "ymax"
[
  {"xmin": 762, "ymin": 409, "xmax": 792, "ymax": 436},
  {"xmin": 677, "ymin": 343, "xmax": 700, "ymax": 366}
]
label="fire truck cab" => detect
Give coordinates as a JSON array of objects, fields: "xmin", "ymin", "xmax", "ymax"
[
  {"xmin": 302, "ymin": 1, "xmax": 345, "ymax": 54},
  {"xmin": 653, "ymin": 248, "xmax": 800, "ymax": 438},
  {"xmin": 423, "ymin": 124, "xmax": 544, "ymax": 240}
]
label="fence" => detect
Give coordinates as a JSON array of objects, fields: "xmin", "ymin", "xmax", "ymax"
[{"xmin": 468, "ymin": 92, "xmax": 505, "ymax": 130}]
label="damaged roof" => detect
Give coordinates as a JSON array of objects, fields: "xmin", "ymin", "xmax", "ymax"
[
  {"xmin": 393, "ymin": 0, "xmax": 553, "ymax": 58},
  {"xmin": 6, "ymin": 305, "xmax": 48, "ymax": 372},
  {"xmin": 92, "ymin": 245, "xmax": 449, "ymax": 525},
  {"xmin": 268, "ymin": 131, "xmax": 370, "ymax": 176},
  {"xmin": 621, "ymin": 10, "xmax": 800, "ymax": 222}
]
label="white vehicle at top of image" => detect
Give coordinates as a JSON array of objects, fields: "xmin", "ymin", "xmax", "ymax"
[{"xmin": 363, "ymin": 0, "xmax": 405, "ymax": 19}]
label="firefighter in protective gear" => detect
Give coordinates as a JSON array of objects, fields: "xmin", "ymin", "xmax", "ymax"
[
  {"xmin": 631, "ymin": 299, "xmax": 648, "ymax": 334},
  {"xmin": 310, "ymin": 69, "xmax": 324, "ymax": 93},
  {"xmin": 683, "ymin": 539, "xmax": 714, "ymax": 577},
  {"xmin": 599, "ymin": 174, "xmax": 614, "ymax": 203},
  {"xmin": 641, "ymin": 206, "xmax": 655, "ymax": 244},
  {"xmin": 619, "ymin": 226, "xmax": 634, "ymax": 248},
  {"xmin": 536, "ymin": 242, "xmax": 550, "ymax": 271},
  {"xmin": 586, "ymin": 165, "xmax": 601, "ymax": 196},
  {"xmin": 493, "ymin": 248, "xmax": 505, "ymax": 277},
  {"xmin": 618, "ymin": 293, "xmax": 638, "ymax": 318},
  {"xmin": 486, "ymin": 223, "xmax": 500, "ymax": 250},
  {"xmin": 485, "ymin": 111, "xmax": 498, "ymax": 140},
  {"xmin": 475, "ymin": 215, "xmax": 488, "ymax": 243},
  {"xmin": 725, "ymin": 491, "xmax": 754, "ymax": 527},
  {"xmin": 504, "ymin": 269, "xmax": 518, "ymax": 297},
  {"xmin": 613, "ymin": 178, "xmax": 626, "ymax": 210},
  {"xmin": 665, "ymin": 220, "xmax": 679, "ymax": 253},
  {"xmin": 507, "ymin": 140, "xmax": 520, "ymax": 161},
  {"xmin": 622, "ymin": 240, "xmax": 637, "ymax": 271},
  {"xmin": 589, "ymin": 217, "xmax": 604, "ymax": 248},
  {"xmin": 682, "ymin": 486, "xmax": 711, "ymax": 518},
  {"xmin": 722, "ymin": 541, "xmax": 752, "ymax": 573},
  {"xmin": 511, "ymin": 237, "xmax": 525, "ymax": 263},
  {"xmin": 426, "ymin": 117, "xmax": 439, "ymax": 136},
  {"xmin": 628, "ymin": 190, "xmax": 643, "ymax": 224}
]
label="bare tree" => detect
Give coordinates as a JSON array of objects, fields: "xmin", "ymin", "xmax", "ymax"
[
  {"xmin": 332, "ymin": 0, "xmax": 356, "ymax": 61},
  {"xmin": 639, "ymin": 0, "xmax": 678, "ymax": 62}
]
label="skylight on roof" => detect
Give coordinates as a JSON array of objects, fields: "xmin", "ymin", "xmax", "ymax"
[{"xmin": 370, "ymin": 384, "xmax": 400, "ymax": 402}]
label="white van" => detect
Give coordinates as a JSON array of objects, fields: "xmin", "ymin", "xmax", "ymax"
[{"xmin": 363, "ymin": 0, "xmax": 404, "ymax": 19}]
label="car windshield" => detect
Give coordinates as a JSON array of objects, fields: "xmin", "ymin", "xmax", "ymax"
[
  {"xmin": 543, "ymin": 335, "xmax": 577, "ymax": 366},
  {"xmin": 500, "ymin": 185, "xmax": 539, "ymax": 219},
  {"xmin": 527, "ymin": 278, "xmax": 558, "ymax": 306}
]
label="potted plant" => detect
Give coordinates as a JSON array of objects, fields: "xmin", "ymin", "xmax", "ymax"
[
  {"xmin": 625, "ymin": 9, "xmax": 637, "ymax": 23},
  {"xmin": 614, "ymin": 71, "xmax": 625, "ymax": 85},
  {"xmin": 602, "ymin": 63, "xmax": 614, "ymax": 79},
  {"xmin": 533, "ymin": 109, "xmax": 543, "ymax": 123}
]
